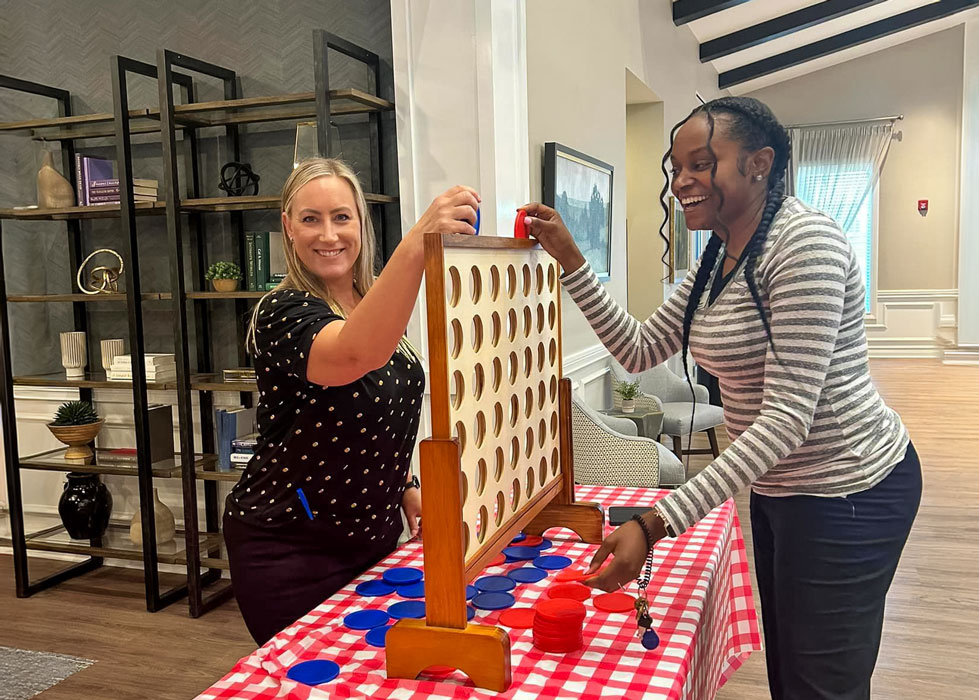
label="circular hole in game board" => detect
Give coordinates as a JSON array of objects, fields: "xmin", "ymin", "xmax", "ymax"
[
  {"xmin": 507, "ymin": 308, "xmax": 518, "ymax": 342},
  {"xmin": 522, "ymin": 306, "xmax": 532, "ymax": 338},
  {"xmin": 549, "ymin": 338, "xmax": 558, "ymax": 366},
  {"xmin": 510, "ymin": 478, "xmax": 521, "ymax": 512},
  {"xmin": 524, "ymin": 386, "xmax": 534, "ymax": 418},
  {"xmin": 538, "ymin": 418, "xmax": 547, "ymax": 447},
  {"xmin": 495, "ymin": 446, "xmax": 505, "ymax": 480},
  {"xmin": 510, "ymin": 436, "xmax": 520, "ymax": 470},
  {"xmin": 538, "ymin": 380, "xmax": 546, "ymax": 410},
  {"xmin": 536, "ymin": 263, "xmax": 545, "ymax": 294},
  {"xmin": 455, "ymin": 420, "xmax": 467, "ymax": 453},
  {"xmin": 508, "ymin": 352, "xmax": 519, "ymax": 384},
  {"xmin": 536, "ymin": 304, "xmax": 545, "ymax": 334},
  {"xmin": 475, "ymin": 458, "xmax": 487, "ymax": 496},
  {"xmin": 451, "ymin": 370, "xmax": 464, "ymax": 410},
  {"xmin": 493, "ymin": 402, "xmax": 503, "ymax": 437},
  {"xmin": 492, "ymin": 357, "xmax": 503, "ymax": 392},
  {"xmin": 551, "ymin": 411, "xmax": 559, "ymax": 439},
  {"xmin": 463, "ymin": 522, "xmax": 470, "ymax": 553},
  {"xmin": 548, "ymin": 264, "xmax": 557, "ymax": 292},
  {"xmin": 506, "ymin": 264, "xmax": 517, "ymax": 299},
  {"xmin": 526, "ymin": 468, "xmax": 536, "ymax": 498},
  {"xmin": 469, "ymin": 265, "xmax": 482, "ymax": 304},
  {"xmin": 450, "ymin": 319, "xmax": 463, "ymax": 359},
  {"xmin": 523, "ymin": 347, "xmax": 533, "ymax": 378},
  {"xmin": 490, "ymin": 311, "xmax": 502, "ymax": 347},
  {"xmin": 494, "ymin": 491, "xmax": 505, "ymax": 527},
  {"xmin": 551, "ymin": 447, "xmax": 560, "ymax": 476},
  {"xmin": 525, "ymin": 427, "xmax": 534, "ymax": 458},
  {"xmin": 537, "ymin": 343, "xmax": 546, "ymax": 373},
  {"xmin": 474, "ymin": 411, "xmax": 486, "ymax": 448},
  {"xmin": 539, "ymin": 457, "xmax": 548, "ymax": 486},
  {"xmin": 460, "ymin": 471, "xmax": 469, "ymax": 504},
  {"xmin": 522, "ymin": 264, "xmax": 532, "ymax": 296},
  {"xmin": 472, "ymin": 364, "xmax": 485, "ymax": 400},
  {"xmin": 489, "ymin": 266, "xmax": 501, "ymax": 301},
  {"xmin": 470, "ymin": 316, "xmax": 483, "ymax": 352},
  {"xmin": 477, "ymin": 506, "xmax": 488, "ymax": 543},
  {"xmin": 508, "ymin": 394, "xmax": 519, "ymax": 427},
  {"xmin": 550, "ymin": 376, "xmax": 558, "ymax": 402},
  {"xmin": 447, "ymin": 266, "xmax": 462, "ymax": 307},
  {"xmin": 548, "ymin": 301, "xmax": 557, "ymax": 330}
]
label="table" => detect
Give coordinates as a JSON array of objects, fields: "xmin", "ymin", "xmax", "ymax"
[
  {"xmin": 196, "ymin": 485, "xmax": 761, "ymax": 700},
  {"xmin": 601, "ymin": 409, "xmax": 664, "ymax": 439}
]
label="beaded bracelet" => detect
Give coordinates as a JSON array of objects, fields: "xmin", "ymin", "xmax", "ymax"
[{"xmin": 631, "ymin": 514, "xmax": 656, "ymax": 551}]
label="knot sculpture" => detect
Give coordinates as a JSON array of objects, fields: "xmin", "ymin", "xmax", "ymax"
[{"xmin": 76, "ymin": 249, "xmax": 124, "ymax": 295}]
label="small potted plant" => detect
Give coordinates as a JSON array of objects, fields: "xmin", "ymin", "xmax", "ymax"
[
  {"xmin": 48, "ymin": 400, "xmax": 103, "ymax": 463},
  {"xmin": 613, "ymin": 378, "xmax": 642, "ymax": 414},
  {"xmin": 205, "ymin": 261, "xmax": 242, "ymax": 292}
]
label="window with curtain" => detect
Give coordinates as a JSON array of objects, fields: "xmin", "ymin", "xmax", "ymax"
[{"xmin": 795, "ymin": 163, "xmax": 875, "ymax": 313}]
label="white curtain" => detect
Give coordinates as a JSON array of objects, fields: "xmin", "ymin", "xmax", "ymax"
[{"xmin": 787, "ymin": 122, "xmax": 894, "ymax": 232}]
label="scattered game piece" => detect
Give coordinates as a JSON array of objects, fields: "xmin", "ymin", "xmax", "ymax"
[
  {"xmin": 474, "ymin": 575, "xmax": 516, "ymax": 593},
  {"xmin": 593, "ymin": 591, "xmax": 635, "ymax": 613},
  {"xmin": 467, "ymin": 605, "xmax": 476, "ymax": 621},
  {"xmin": 466, "ymin": 584, "xmax": 477, "ymax": 600},
  {"xmin": 510, "ymin": 532, "xmax": 526, "ymax": 544},
  {"xmin": 498, "ymin": 607, "xmax": 536, "ymax": 629},
  {"xmin": 397, "ymin": 581, "xmax": 426, "ymax": 599},
  {"xmin": 475, "ymin": 207, "xmax": 481, "ymax": 234},
  {"xmin": 343, "ymin": 609, "xmax": 390, "ymax": 631},
  {"xmin": 287, "ymin": 659, "xmax": 340, "ymax": 686},
  {"xmin": 521, "ymin": 535, "xmax": 543, "ymax": 547},
  {"xmin": 507, "ymin": 566, "xmax": 549, "ymax": 584},
  {"xmin": 641, "ymin": 629, "xmax": 661, "ymax": 650},
  {"xmin": 471, "ymin": 591, "xmax": 516, "ymax": 611},
  {"xmin": 533, "ymin": 554, "xmax": 573, "ymax": 570},
  {"xmin": 546, "ymin": 582, "xmax": 591, "ymax": 602},
  {"xmin": 389, "ymin": 600, "xmax": 426, "ymax": 619},
  {"xmin": 423, "ymin": 665, "xmax": 457, "ymax": 677},
  {"xmin": 365, "ymin": 624, "xmax": 392, "ymax": 648},
  {"xmin": 355, "ymin": 579, "xmax": 396, "ymax": 597},
  {"xmin": 514, "ymin": 210, "xmax": 528, "ymax": 239},
  {"xmin": 536, "ymin": 538, "xmax": 553, "ymax": 551},
  {"xmin": 383, "ymin": 567, "xmax": 423, "ymax": 586},
  {"xmin": 503, "ymin": 546, "xmax": 540, "ymax": 561},
  {"xmin": 490, "ymin": 553, "xmax": 506, "ymax": 566}
]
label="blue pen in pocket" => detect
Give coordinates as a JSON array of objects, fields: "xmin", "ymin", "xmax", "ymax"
[{"xmin": 296, "ymin": 488, "xmax": 315, "ymax": 520}]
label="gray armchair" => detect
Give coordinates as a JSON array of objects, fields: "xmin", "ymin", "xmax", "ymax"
[
  {"xmin": 570, "ymin": 392, "xmax": 686, "ymax": 487},
  {"xmin": 611, "ymin": 362, "xmax": 724, "ymax": 460}
]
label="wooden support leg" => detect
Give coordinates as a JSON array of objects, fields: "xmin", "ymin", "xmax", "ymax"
[
  {"xmin": 672, "ymin": 435, "xmax": 683, "ymax": 459},
  {"xmin": 707, "ymin": 427, "xmax": 720, "ymax": 458},
  {"xmin": 523, "ymin": 501, "xmax": 604, "ymax": 543},
  {"xmin": 386, "ymin": 619, "xmax": 512, "ymax": 692}
]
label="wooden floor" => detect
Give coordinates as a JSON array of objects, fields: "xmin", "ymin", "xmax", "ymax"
[{"xmin": 0, "ymin": 359, "xmax": 975, "ymax": 699}]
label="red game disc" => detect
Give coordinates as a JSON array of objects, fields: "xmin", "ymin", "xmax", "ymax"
[
  {"xmin": 535, "ymin": 598, "xmax": 586, "ymax": 623},
  {"xmin": 421, "ymin": 665, "xmax": 456, "ymax": 677},
  {"xmin": 521, "ymin": 535, "xmax": 543, "ymax": 547},
  {"xmin": 533, "ymin": 634, "xmax": 584, "ymax": 653},
  {"xmin": 490, "ymin": 553, "xmax": 506, "ymax": 566},
  {"xmin": 555, "ymin": 566, "xmax": 605, "ymax": 583},
  {"xmin": 498, "ymin": 607, "xmax": 537, "ymax": 629},
  {"xmin": 514, "ymin": 210, "xmax": 528, "ymax": 239},
  {"xmin": 593, "ymin": 591, "xmax": 636, "ymax": 613},
  {"xmin": 546, "ymin": 582, "xmax": 591, "ymax": 602}
]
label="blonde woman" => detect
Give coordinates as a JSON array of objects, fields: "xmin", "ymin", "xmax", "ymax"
[{"xmin": 224, "ymin": 157, "xmax": 479, "ymax": 645}]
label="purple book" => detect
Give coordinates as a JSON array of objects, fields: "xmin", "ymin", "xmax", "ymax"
[{"xmin": 80, "ymin": 157, "xmax": 114, "ymax": 205}]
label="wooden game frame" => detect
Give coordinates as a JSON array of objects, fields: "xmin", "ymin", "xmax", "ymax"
[{"xmin": 386, "ymin": 234, "xmax": 604, "ymax": 691}]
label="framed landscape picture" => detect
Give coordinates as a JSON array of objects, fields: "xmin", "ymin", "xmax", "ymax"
[
  {"xmin": 668, "ymin": 195, "xmax": 690, "ymax": 282},
  {"xmin": 542, "ymin": 142, "xmax": 613, "ymax": 280}
]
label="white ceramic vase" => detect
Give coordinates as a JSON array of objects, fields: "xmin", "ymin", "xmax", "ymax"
[
  {"xmin": 100, "ymin": 338, "xmax": 124, "ymax": 372},
  {"xmin": 130, "ymin": 488, "xmax": 176, "ymax": 547},
  {"xmin": 620, "ymin": 399, "xmax": 635, "ymax": 414},
  {"xmin": 59, "ymin": 331, "xmax": 87, "ymax": 379}
]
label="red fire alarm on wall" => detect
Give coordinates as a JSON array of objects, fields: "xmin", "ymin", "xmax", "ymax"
[{"xmin": 918, "ymin": 199, "xmax": 928, "ymax": 215}]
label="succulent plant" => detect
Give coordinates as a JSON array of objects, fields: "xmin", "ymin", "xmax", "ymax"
[
  {"xmin": 613, "ymin": 378, "xmax": 642, "ymax": 401},
  {"xmin": 205, "ymin": 261, "xmax": 242, "ymax": 281},
  {"xmin": 51, "ymin": 400, "xmax": 100, "ymax": 426}
]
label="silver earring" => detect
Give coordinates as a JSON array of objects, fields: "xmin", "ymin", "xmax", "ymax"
[{"xmin": 754, "ymin": 175, "xmax": 764, "ymax": 182}]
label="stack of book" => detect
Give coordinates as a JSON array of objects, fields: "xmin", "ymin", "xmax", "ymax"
[
  {"xmin": 215, "ymin": 407, "xmax": 257, "ymax": 470},
  {"xmin": 222, "ymin": 367, "xmax": 257, "ymax": 383},
  {"xmin": 230, "ymin": 433, "xmax": 258, "ymax": 468},
  {"xmin": 107, "ymin": 353, "xmax": 177, "ymax": 382},
  {"xmin": 74, "ymin": 154, "xmax": 159, "ymax": 206},
  {"xmin": 245, "ymin": 231, "xmax": 288, "ymax": 291}
]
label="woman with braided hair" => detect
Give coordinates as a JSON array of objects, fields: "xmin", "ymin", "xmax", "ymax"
[{"xmin": 523, "ymin": 96, "xmax": 920, "ymax": 699}]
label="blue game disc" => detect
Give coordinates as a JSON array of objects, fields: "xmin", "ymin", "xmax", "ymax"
[
  {"xmin": 343, "ymin": 609, "xmax": 390, "ymax": 630},
  {"xmin": 510, "ymin": 532, "xmax": 526, "ymax": 544},
  {"xmin": 466, "ymin": 585, "xmax": 477, "ymax": 600},
  {"xmin": 535, "ymin": 538, "xmax": 553, "ymax": 551},
  {"xmin": 502, "ymin": 546, "xmax": 540, "ymax": 561},
  {"xmin": 467, "ymin": 605, "xmax": 476, "ymax": 620},
  {"xmin": 355, "ymin": 579, "xmax": 395, "ymax": 597},
  {"xmin": 397, "ymin": 581, "xmax": 425, "ymax": 598},
  {"xmin": 286, "ymin": 659, "xmax": 340, "ymax": 686},
  {"xmin": 641, "ymin": 629, "xmax": 661, "ymax": 650},
  {"xmin": 383, "ymin": 567, "xmax": 423, "ymax": 586},
  {"xmin": 389, "ymin": 600, "xmax": 426, "ymax": 619},
  {"xmin": 533, "ymin": 555, "xmax": 573, "ymax": 570},
  {"xmin": 504, "ymin": 556, "xmax": 522, "ymax": 564},
  {"xmin": 474, "ymin": 575, "xmax": 516, "ymax": 593},
  {"xmin": 474, "ymin": 207, "xmax": 481, "ymax": 234},
  {"xmin": 507, "ymin": 566, "xmax": 549, "ymax": 584},
  {"xmin": 471, "ymin": 592, "xmax": 516, "ymax": 611},
  {"xmin": 365, "ymin": 624, "xmax": 392, "ymax": 648}
]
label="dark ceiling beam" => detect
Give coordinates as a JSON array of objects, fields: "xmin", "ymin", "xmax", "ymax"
[
  {"xmin": 701, "ymin": 0, "xmax": 888, "ymax": 62},
  {"xmin": 719, "ymin": 0, "xmax": 979, "ymax": 89},
  {"xmin": 673, "ymin": 0, "xmax": 753, "ymax": 27}
]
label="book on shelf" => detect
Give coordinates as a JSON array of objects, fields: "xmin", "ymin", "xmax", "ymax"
[
  {"xmin": 89, "ymin": 177, "xmax": 158, "ymax": 189},
  {"xmin": 107, "ymin": 354, "xmax": 177, "ymax": 381},
  {"xmin": 95, "ymin": 405, "xmax": 174, "ymax": 464},
  {"xmin": 221, "ymin": 367, "xmax": 257, "ymax": 382},
  {"xmin": 229, "ymin": 452, "xmax": 253, "ymax": 465},
  {"xmin": 74, "ymin": 154, "xmax": 113, "ymax": 206},
  {"xmin": 244, "ymin": 232, "xmax": 287, "ymax": 290},
  {"xmin": 231, "ymin": 433, "xmax": 258, "ymax": 452},
  {"xmin": 87, "ymin": 185, "xmax": 158, "ymax": 197},
  {"xmin": 216, "ymin": 407, "xmax": 257, "ymax": 471}
]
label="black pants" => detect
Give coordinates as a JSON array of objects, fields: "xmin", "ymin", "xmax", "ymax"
[{"xmin": 750, "ymin": 443, "xmax": 921, "ymax": 700}]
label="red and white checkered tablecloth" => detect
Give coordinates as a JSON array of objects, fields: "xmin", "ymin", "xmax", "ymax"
[{"xmin": 196, "ymin": 485, "xmax": 761, "ymax": 700}]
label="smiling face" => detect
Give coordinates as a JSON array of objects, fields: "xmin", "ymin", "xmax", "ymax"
[
  {"xmin": 281, "ymin": 175, "xmax": 363, "ymax": 292},
  {"xmin": 669, "ymin": 112, "xmax": 772, "ymax": 234}
]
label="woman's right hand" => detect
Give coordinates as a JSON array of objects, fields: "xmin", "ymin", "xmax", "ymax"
[
  {"xmin": 408, "ymin": 185, "xmax": 481, "ymax": 239},
  {"xmin": 520, "ymin": 203, "xmax": 587, "ymax": 274}
]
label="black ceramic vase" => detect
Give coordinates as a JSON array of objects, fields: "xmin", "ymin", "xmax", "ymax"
[{"xmin": 58, "ymin": 473, "xmax": 112, "ymax": 539}]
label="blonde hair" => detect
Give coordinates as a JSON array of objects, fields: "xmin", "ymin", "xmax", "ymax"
[{"xmin": 246, "ymin": 157, "xmax": 416, "ymax": 361}]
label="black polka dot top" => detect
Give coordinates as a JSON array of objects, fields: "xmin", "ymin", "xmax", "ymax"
[{"xmin": 226, "ymin": 289, "xmax": 425, "ymax": 535}]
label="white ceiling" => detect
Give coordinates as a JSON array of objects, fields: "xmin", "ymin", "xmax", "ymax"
[{"xmin": 679, "ymin": 0, "xmax": 979, "ymax": 94}]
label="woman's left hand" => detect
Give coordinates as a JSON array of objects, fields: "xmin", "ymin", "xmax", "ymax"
[
  {"xmin": 585, "ymin": 512, "xmax": 667, "ymax": 592},
  {"xmin": 402, "ymin": 486, "xmax": 422, "ymax": 540}
]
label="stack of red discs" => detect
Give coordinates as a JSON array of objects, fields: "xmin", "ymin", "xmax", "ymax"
[{"xmin": 533, "ymin": 598, "xmax": 586, "ymax": 653}]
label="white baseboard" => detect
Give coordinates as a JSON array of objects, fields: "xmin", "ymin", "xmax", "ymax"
[
  {"xmin": 866, "ymin": 289, "xmax": 957, "ymax": 359},
  {"xmin": 944, "ymin": 345, "xmax": 979, "ymax": 365}
]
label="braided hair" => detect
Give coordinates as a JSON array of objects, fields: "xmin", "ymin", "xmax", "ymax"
[{"xmin": 659, "ymin": 96, "xmax": 791, "ymax": 458}]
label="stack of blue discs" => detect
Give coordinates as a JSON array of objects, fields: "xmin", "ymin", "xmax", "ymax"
[
  {"xmin": 343, "ymin": 609, "xmax": 390, "ymax": 631},
  {"xmin": 474, "ymin": 575, "xmax": 516, "ymax": 593}
]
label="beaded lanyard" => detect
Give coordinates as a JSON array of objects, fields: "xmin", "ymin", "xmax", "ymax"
[{"xmin": 630, "ymin": 515, "xmax": 661, "ymax": 650}]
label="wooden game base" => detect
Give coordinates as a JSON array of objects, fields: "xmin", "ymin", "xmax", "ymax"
[
  {"xmin": 523, "ymin": 501, "xmax": 605, "ymax": 544},
  {"xmin": 386, "ymin": 619, "xmax": 512, "ymax": 692}
]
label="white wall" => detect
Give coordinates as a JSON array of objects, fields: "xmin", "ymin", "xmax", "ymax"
[{"xmin": 955, "ymin": 20, "xmax": 979, "ymax": 362}]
